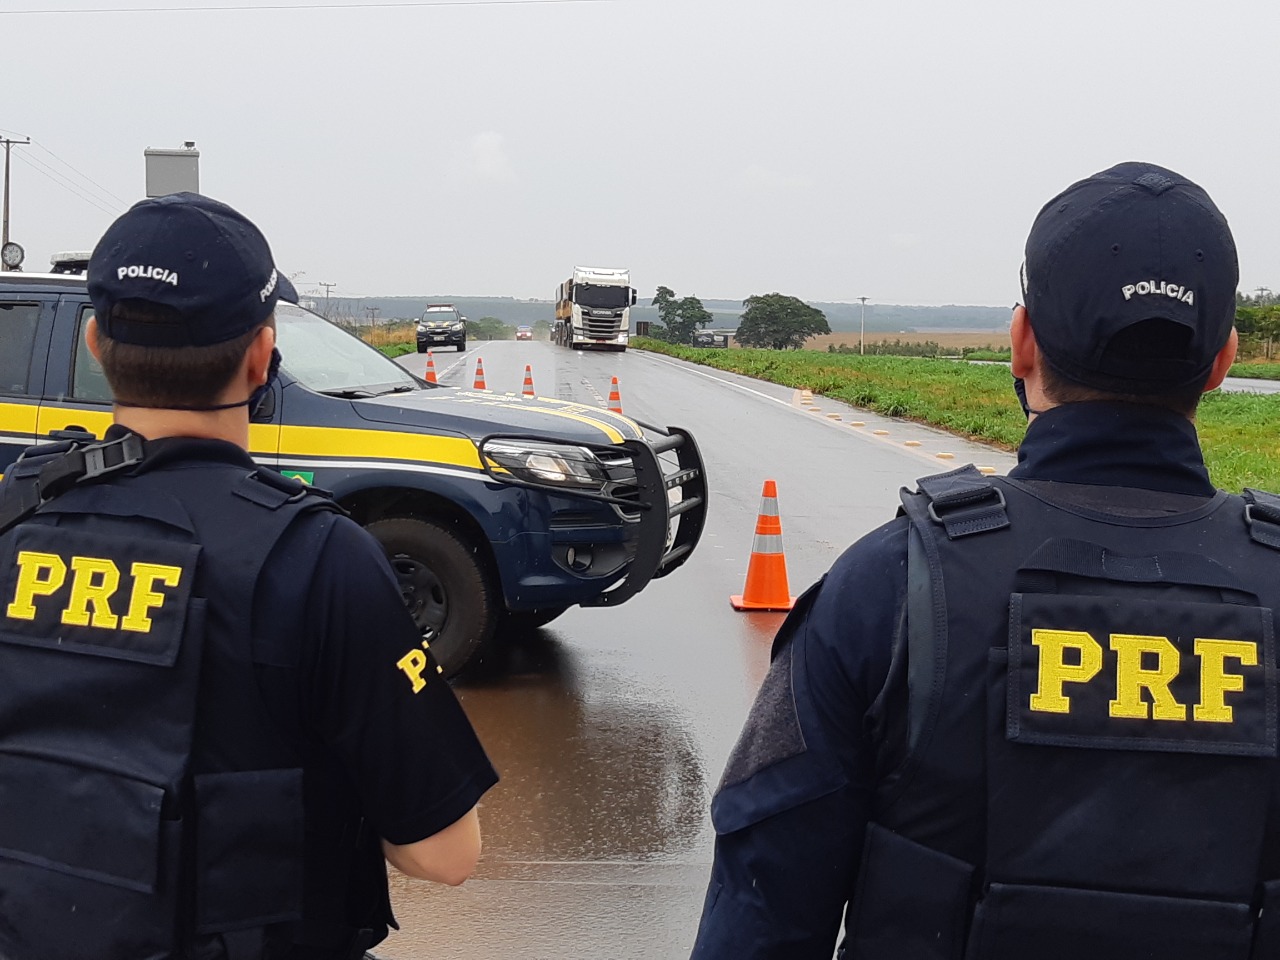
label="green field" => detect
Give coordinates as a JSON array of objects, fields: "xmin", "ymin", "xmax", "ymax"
[
  {"xmin": 1228, "ymin": 362, "xmax": 1280, "ymax": 381},
  {"xmin": 635, "ymin": 339, "xmax": 1280, "ymax": 492}
]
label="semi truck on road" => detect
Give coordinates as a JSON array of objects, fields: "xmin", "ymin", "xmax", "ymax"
[{"xmin": 554, "ymin": 266, "xmax": 636, "ymax": 350}]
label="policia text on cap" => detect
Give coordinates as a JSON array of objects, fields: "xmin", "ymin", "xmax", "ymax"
[
  {"xmin": 0, "ymin": 192, "xmax": 497, "ymax": 960},
  {"xmin": 690, "ymin": 162, "xmax": 1280, "ymax": 960}
]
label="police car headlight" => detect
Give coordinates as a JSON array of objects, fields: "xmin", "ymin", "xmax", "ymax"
[
  {"xmin": 416, "ymin": 324, "xmax": 426, "ymax": 333},
  {"xmin": 481, "ymin": 439, "xmax": 609, "ymax": 489},
  {"xmin": 451, "ymin": 322, "xmax": 464, "ymax": 331}
]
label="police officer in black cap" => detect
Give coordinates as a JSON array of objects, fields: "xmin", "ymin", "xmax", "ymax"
[
  {"xmin": 690, "ymin": 162, "xmax": 1280, "ymax": 960},
  {"xmin": 0, "ymin": 193, "xmax": 497, "ymax": 960}
]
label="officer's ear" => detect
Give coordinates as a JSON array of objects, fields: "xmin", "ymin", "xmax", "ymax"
[
  {"xmin": 245, "ymin": 320, "xmax": 277, "ymax": 386},
  {"xmin": 1010, "ymin": 305, "xmax": 1037, "ymax": 378},
  {"xmin": 85, "ymin": 315, "xmax": 103, "ymax": 363},
  {"xmin": 1202, "ymin": 327, "xmax": 1239, "ymax": 394}
]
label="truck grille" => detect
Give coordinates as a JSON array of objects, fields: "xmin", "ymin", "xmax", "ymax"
[{"xmin": 583, "ymin": 316, "xmax": 623, "ymax": 339}]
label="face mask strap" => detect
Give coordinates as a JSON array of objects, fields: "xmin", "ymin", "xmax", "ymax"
[{"xmin": 112, "ymin": 348, "xmax": 282, "ymax": 414}]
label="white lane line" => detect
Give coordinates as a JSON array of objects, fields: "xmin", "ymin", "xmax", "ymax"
[
  {"xmin": 637, "ymin": 351, "xmax": 1016, "ymax": 471},
  {"xmin": 636, "ymin": 353, "xmax": 793, "ymax": 408}
]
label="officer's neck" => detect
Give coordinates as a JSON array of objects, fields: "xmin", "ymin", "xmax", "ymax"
[{"xmin": 112, "ymin": 407, "xmax": 251, "ymax": 451}]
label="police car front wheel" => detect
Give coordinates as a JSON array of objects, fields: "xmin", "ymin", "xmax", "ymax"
[{"xmin": 366, "ymin": 516, "xmax": 498, "ymax": 679}]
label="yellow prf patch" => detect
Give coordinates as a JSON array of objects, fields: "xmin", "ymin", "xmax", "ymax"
[
  {"xmin": 6, "ymin": 551, "xmax": 181, "ymax": 634},
  {"xmin": 1008, "ymin": 593, "xmax": 1276, "ymax": 757},
  {"xmin": 1028, "ymin": 628, "xmax": 1257, "ymax": 724},
  {"xmin": 397, "ymin": 639, "xmax": 445, "ymax": 693},
  {"xmin": 0, "ymin": 527, "xmax": 198, "ymax": 668}
]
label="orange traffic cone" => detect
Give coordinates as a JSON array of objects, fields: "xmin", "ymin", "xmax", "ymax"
[
  {"xmin": 424, "ymin": 350, "xmax": 438, "ymax": 384},
  {"xmin": 607, "ymin": 376, "xmax": 623, "ymax": 414},
  {"xmin": 473, "ymin": 358, "xmax": 487, "ymax": 390},
  {"xmin": 731, "ymin": 480, "xmax": 796, "ymax": 611},
  {"xmin": 522, "ymin": 365, "xmax": 535, "ymax": 398}
]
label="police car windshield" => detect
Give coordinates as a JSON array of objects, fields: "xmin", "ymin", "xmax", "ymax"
[{"xmin": 275, "ymin": 303, "xmax": 418, "ymax": 395}]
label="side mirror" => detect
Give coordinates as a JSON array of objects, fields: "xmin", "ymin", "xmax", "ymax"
[{"xmin": 630, "ymin": 290, "xmax": 638, "ymax": 306}]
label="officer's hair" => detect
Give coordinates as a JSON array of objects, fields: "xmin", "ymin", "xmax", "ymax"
[
  {"xmin": 1039, "ymin": 363, "xmax": 1206, "ymax": 417},
  {"xmin": 96, "ymin": 300, "xmax": 271, "ymax": 409},
  {"xmin": 1037, "ymin": 317, "xmax": 1212, "ymax": 417}
]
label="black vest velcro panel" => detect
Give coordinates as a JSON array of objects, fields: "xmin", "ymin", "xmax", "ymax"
[
  {"xmin": 0, "ymin": 461, "xmax": 332, "ymax": 960},
  {"xmin": 847, "ymin": 470, "xmax": 1280, "ymax": 960}
]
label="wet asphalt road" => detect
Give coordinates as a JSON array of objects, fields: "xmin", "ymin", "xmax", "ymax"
[{"xmin": 381, "ymin": 342, "xmax": 1018, "ymax": 959}]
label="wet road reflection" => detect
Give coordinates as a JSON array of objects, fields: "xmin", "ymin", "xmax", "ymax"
[{"xmin": 457, "ymin": 634, "xmax": 706, "ymax": 864}]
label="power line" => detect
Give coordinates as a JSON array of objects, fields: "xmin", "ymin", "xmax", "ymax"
[
  {"xmin": 14, "ymin": 150, "xmax": 120, "ymax": 213},
  {"xmin": 0, "ymin": 127, "xmax": 129, "ymax": 207},
  {"xmin": 0, "ymin": 0, "xmax": 617, "ymax": 14},
  {"xmin": 29, "ymin": 141, "xmax": 128, "ymax": 206},
  {"xmin": 13, "ymin": 153, "xmax": 118, "ymax": 216}
]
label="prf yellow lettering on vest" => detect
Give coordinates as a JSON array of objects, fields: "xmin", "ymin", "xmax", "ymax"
[
  {"xmin": 62, "ymin": 556, "xmax": 121, "ymax": 629},
  {"xmin": 1029, "ymin": 628, "xmax": 1260, "ymax": 722},
  {"xmin": 1029, "ymin": 629, "xmax": 1103, "ymax": 713},
  {"xmin": 6, "ymin": 550, "xmax": 67, "ymax": 620},
  {"xmin": 1195, "ymin": 638, "xmax": 1258, "ymax": 723},
  {"xmin": 5, "ymin": 551, "xmax": 181, "ymax": 633},
  {"xmin": 1109, "ymin": 633, "xmax": 1186, "ymax": 721},
  {"xmin": 120, "ymin": 562, "xmax": 182, "ymax": 633}
]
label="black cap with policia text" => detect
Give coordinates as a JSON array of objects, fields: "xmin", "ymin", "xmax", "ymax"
[
  {"xmin": 87, "ymin": 192, "xmax": 297, "ymax": 348},
  {"xmin": 1022, "ymin": 161, "xmax": 1238, "ymax": 395}
]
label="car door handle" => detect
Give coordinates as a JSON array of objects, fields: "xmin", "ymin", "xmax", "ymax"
[{"xmin": 48, "ymin": 429, "xmax": 97, "ymax": 443}]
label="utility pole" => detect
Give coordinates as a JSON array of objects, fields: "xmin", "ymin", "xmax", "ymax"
[
  {"xmin": 319, "ymin": 282, "xmax": 336, "ymax": 319},
  {"xmin": 366, "ymin": 305, "xmax": 380, "ymax": 345},
  {"xmin": 857, "ymin": 296, "xmax": 869, "ymax": 356},
  {"xmin": 2, "ymin": 136, "xmax": 31, "ymax": 271}
]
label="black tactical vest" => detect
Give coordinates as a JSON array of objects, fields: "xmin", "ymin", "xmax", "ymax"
[
  {"xmin": 844, "ymin": 466, "xmax": 1280, "ymax": 960},
  {"xmin": 0, "ymin": 443, "xmax": 342, "ymax": 960}
]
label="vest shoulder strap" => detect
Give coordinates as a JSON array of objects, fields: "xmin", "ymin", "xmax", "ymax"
[
  {"xmin": 907, "ymin": 463, "xmax": 1010, "ymax": 539},
  {"xmin": 1242, "ymin": 488, "xmax": 1280, "ymax": 552},
  {"xmin": 0, "ymin": 434, "xmax": 146, "ymax": 535}
]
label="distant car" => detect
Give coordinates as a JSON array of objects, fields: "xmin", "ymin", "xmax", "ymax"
[
  {"xmin": 416, "ymin": 304, "xmax": 467, "ymax": 352},
  {"xmin": 516, "ymin": 325, "xmax": 534, "ymax": 341}
]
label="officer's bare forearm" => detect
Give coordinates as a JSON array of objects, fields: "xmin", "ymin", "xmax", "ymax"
[{"xmin": 383, "ymin": 806, "xmax": 482, "ymax": 886}]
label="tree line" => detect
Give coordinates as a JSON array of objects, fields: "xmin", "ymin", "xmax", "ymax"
[
  {"xmin": 649, "ymin": 287, "xmax": 830, "ymax": 350},
  {"xmin": 1235, "ymin": 289, "xmax": 1280, "ymax": 360}
]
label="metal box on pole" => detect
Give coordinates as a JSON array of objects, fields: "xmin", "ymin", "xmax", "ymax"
[{"xmin": 144, "ymin": 142, "xmax": 200, "ymax": 197}]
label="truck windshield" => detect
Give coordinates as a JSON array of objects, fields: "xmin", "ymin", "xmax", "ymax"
[
  {"xmin": 573, "ymin": 284, "xmax": 630, "ymax": 309},
  {"xmin": 276, "ymin": 303, "xmax": 418, "ymax": 395}
]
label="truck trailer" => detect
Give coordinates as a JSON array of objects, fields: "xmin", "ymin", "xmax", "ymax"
[{"xmin": 554, "ymin": 266, "xmax": 636, "ymax": 350}]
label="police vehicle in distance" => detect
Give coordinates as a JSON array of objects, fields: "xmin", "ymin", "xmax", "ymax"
[
  {"xmin": 416, "ymin": 303, "xmax": 467, "ymax": 352},
  {"xmin": 0, "ymin": 271, "xmax": 708, "ymax": 677}
]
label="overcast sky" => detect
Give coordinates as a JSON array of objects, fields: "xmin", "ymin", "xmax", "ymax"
[{"xmin": 3, "ymin": 0, "xmax": 1278, "ymax": 307}]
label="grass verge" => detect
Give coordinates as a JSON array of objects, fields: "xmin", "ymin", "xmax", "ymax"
[
  {"xmin": 377, "ymin": 342, "xmax": 416, "ymax": 359},
  {"xmin": 1228, "ymin": 362, "xmax": 1280, "ymax": 381},
  {"xmin": 635, "ymin": 338, "xmax": 1280, "ymax": 492}
]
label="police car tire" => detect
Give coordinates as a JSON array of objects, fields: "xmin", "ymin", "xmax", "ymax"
[
  {"xmin": 366, "ymin": 516, "xmax": 497, "ymax": 679},
  {"xmin": 458, "ymin": 341, "xmax": 466, "ymax": 352}
]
